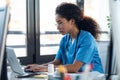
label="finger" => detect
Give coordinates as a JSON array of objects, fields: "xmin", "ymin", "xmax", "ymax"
[
  {"xmin": 25, "ymin": 65, "xmax": 33, "ymax": 69},
  {"xmin": 25, "ymin": 64, "xmax": 37, "ymax": 69}
]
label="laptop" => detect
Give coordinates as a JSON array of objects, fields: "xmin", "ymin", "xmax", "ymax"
[{"xmin": 7, "ymin": 47, "xmax": 47, "ymax": 78}]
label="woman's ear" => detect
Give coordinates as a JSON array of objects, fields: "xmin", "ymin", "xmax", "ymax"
[{"xmin": 70, "ymin": 19, "xmax": 75, "ymax": 25}]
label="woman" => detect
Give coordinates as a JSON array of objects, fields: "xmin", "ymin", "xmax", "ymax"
[{"xmin": 26, "ymin": 2, "xmax": 104, "ymax": 73}]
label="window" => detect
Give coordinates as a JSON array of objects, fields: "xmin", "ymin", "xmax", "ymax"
[
  {"xmin": 84, "ymin": 0, "xmax": 110, "ymax": 41},
  {"xmin": 39, "ymin": 0, "xmax": 77, "ymax": 56},
  {"xmin": 6, "ymin": 0, "xmax": 26, "ymax": 57},
  {"xmin": 6, "ymin": 0, "xmax": 35, "ymax": 64},
  {"xmin": 6, "ymin": 0, "xmax": 110, "ymax": 65},
  {"xmin": 36, "ymin": 0, "xmax": 77, "ymax": 64},
  {"xmin": 6, "ymin": 0, "xmax": 77, "ymax": 64}
]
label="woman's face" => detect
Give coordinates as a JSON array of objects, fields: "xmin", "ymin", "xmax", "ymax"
[{"xmin": 55, "ymin": 14, "xmax": 73, "ymax": 35}]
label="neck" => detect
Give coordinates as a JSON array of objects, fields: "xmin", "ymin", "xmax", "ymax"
[{"xmin": 69, "ymin": 27, "xmax": 79, "ymax": 39}]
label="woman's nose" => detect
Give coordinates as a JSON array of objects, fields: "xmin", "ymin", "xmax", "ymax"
[{"xmin": 57, "ymin": 26, "xmax": 60, "ymax": 30}]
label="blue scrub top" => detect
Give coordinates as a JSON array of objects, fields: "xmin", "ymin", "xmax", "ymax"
[{"xmin": 55, "ymin": 30, "xmax": 104, "ymax": 73}]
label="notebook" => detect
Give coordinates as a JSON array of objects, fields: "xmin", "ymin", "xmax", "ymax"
[{"xmin": 7, "ymin": 47, "xmax": 47, "ymax": 78}]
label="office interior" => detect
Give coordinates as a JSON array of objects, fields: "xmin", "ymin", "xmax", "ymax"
[{"xmin": 0, "ymin": 0, "xmax": 120, "ymax": 80}]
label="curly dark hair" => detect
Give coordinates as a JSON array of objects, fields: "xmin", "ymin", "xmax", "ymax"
[
  {"xmin": 80, "ymin": 16, "xmax": 100, "ymax": 39},
  {"xmin": 55, "ymin": 2, "xmax": 100, "ymax": 39}
]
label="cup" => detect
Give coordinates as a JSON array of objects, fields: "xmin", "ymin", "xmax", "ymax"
[
  {"xmin": 54, "ymin": 68, "xmax": 61, "ymax": 77},
  {"xmin": 48, "ymin": 64, "xmax": 54, "ymax": 75}
]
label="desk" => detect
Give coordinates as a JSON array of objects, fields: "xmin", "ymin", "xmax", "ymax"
[
  {"xmin": 7, "ymin": 67, "xmax": 49, "ymax": 80},
  {"xmin": 7, "ymin": 67, "xmax": 106, "ymax": 80},
  {"xmin": 8, "ymin": 71, "xmax": 48, "ymax": 80}
]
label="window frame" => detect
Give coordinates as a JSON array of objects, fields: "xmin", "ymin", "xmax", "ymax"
[{"xmin": 7, "ymin": 0, "xmax": 110, "ymax": 65}]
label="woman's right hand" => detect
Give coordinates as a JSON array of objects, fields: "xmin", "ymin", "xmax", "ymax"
[{"xmin": 25, "ymin": 64, "xmax": 48, "ymax": 72}]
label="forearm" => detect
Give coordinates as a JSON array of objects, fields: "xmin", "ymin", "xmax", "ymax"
[
  {"xmin": 64, "ymin": 64, "xmax": 79, "ymax": 73},
  {"xmin": 41, "ymin": 59, "xmax": 61, "ymax": 66},
  {"xmin": 64, "ymin": 61, "xmax": 83, "ymax": 73},
  {"xmin": 41, "ymin": 62, "xmax": 53, "ymax": 66}
]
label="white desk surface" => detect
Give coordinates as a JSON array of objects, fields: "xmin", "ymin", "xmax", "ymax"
[
  {"xmin": 8, "ymin": 71, "xmax": 48, "ymax": 80},
  {"xmin": 7, "ymin": 67, "xmax": 106, "ymax": 80},
  {"xmin": 7, "ymin": 67, "xmax": 48, "ymax": 80}
]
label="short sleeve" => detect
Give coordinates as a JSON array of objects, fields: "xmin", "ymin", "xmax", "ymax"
[{"xmin": 75, "ymin": 33, "xmax": 96, "ymax": 64}]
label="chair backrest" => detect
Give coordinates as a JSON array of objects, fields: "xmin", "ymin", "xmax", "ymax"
[{"xmin": 97, "ymin": 41, "xmax": 110, "ymax": 74}]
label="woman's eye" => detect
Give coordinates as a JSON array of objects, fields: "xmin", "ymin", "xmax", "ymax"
[
  {"xmin": 58, "ymin": 22, "xmax": 63, "ymax": 25},
  {"xmin": 56, "ymin": 22, "xmax": 63, "ymax": 26}
]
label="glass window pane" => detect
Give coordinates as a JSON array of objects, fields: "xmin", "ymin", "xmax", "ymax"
[
  {"xmin": 39, "ymin": 0, "xmax": 77, "ymax": 55},
  {"xmin": 84, "ymin": 0, "xmax": 110, "ymax": 41},
  {"xmin": 6, "ymin": 0, "xmax": 27, "ymax": 57}
]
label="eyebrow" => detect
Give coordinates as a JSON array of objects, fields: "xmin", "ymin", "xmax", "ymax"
[{"xmin": 56, "ymin": 20, "xmax": 62, "ymax": 23}]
